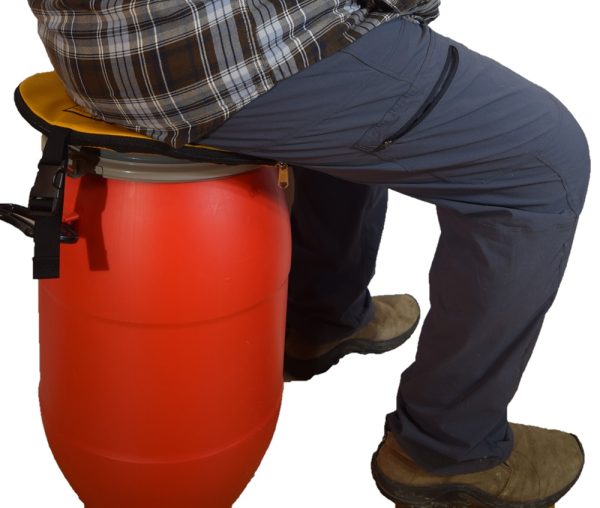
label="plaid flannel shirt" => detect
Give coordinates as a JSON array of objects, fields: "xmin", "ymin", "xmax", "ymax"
[{"xmin": 29, "ymin": 0, "xmax": 440, "ymax": 148}]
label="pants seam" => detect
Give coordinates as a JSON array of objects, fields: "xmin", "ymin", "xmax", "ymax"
[
  {"xmin": 337, "ymin": 48, "xmax": 417, "ymax": 87},
  {"xmin": 532, "ymin": 151, "xmax": 578, "ymax": 218}
]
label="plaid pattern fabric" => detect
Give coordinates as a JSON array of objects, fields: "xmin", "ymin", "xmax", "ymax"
[{"xmin": 29, "ymin": 0, "xmax": 440, "ymax": 148}]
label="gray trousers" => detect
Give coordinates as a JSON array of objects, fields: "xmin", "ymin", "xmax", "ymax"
[{"xmin": 198, "ymin": 17, "xmax": 591, "ymax": 475}]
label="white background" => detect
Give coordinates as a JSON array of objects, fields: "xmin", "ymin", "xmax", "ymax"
[{"xmin": 0, "ymin": 2, "xmax": 597, "ymax": 507}]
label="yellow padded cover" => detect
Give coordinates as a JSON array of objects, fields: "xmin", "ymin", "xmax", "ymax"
[{"xmin": 18, "ymin": 72, "xmax": 228, "ymax": 153}]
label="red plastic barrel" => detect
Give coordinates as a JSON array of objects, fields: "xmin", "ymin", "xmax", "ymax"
[{"xmin": 38, "ymin": 153, "xmax": 291, "ymax": 508}]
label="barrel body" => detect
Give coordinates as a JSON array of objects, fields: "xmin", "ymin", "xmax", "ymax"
[{"xmin": 38, "ymin": 162, "xmax": 290, "ymax": 508}]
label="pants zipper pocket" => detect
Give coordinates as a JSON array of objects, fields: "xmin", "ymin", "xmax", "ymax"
[{"xmin": 374, "ymin": 45, "xmax": 459, "ymax": 152}]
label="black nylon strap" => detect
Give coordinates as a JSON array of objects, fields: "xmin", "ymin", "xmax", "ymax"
[{"xmin": 30, "ymin": 128, "xmax": 70, "ymax": 279}]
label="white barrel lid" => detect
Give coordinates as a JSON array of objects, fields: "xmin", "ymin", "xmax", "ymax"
[
  {"xmin": 54, "ymin": 134, "xmax": 269, "ymax": 182},
  {"xmin": 93, "ymin": 148, "xmax": 266, "ymax": 182}
]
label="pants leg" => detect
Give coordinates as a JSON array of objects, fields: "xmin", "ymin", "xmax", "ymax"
[
  {"xmin": 286, "ymin": 166, "xmax": 388, "ymax": 342},
  {"xmin": 199, "ymin": 17, "xmax": 591, "ymax": 474},
  {"xmin": 387, "ymin": 186, "xmax": 581, "ymax": 474}
]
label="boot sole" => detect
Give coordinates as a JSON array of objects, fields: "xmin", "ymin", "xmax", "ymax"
[
  {"xmin": 284, "ymin": 315, "xmax": 420, "ymax": 381},
  {"xmin": 395, "ymin": 502, "xmax": 554, "ymax": 508},
  {"xmin": 371, "ymin": 434, "xmax": 585, "ymax": 508}
]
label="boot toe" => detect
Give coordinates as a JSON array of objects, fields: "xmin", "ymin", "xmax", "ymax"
[
  {"xmin": 371, "ymin": 423, "xmax": 584, "ymax": 508},
  {"xmin": 500, "ymin": 424, "xmax": 584, "ymax": 503}
]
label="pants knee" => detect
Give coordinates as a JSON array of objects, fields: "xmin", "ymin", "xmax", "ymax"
[{"xmin": 536, "ymin": 96, "xmax": 591, "ymax": 217}]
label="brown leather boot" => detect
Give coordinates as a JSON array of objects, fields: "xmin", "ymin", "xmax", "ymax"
[
  {"xmin": 284, "ymin": 294, "xmax": 420, "ymax": 381},
  {"xmin": 372, "ymin": 423, "xmax": 584, "ymax": 508}
]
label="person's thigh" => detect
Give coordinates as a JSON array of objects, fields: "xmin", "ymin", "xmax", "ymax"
[
  {"xmin": 200, "ymin": 15, "xmax": 579, "ymax": 201},
  {"xmin": 199, "ymin": 16, "xmax": 434, "ymax": 163}
]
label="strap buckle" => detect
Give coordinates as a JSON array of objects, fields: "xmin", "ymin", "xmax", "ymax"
[
  {"xmin": 0, "ymin": 127, "xmax": 76, "ymax": 279},
  {"xmin": 28, "ymin": 162, "xmax": 66, "ymax": 214}
]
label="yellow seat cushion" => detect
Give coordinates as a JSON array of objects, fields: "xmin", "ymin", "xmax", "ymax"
[{"xmin": 15, "ymin": 72, "xmax": 275, "ymax": 165}]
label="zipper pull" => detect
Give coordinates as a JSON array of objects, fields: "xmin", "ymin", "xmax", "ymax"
[
  {"xmin": 276, "ymin": 161, "xmax": 290, "ymax": 189},
  {"xmin": 375, "ymin": 139, "xmax": 393, "ymax": 152}
]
